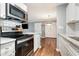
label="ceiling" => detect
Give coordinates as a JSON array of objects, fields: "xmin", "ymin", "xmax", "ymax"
[{"xmin": 26, "ymin": 3, "xmax": 58, "ymax": 22}]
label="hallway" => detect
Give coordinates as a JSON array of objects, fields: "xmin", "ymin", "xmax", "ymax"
[{"xmin": 33, "ymin": 38, "xmax": 60, "ymax": 56}]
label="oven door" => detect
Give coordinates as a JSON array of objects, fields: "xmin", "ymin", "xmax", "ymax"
[
  {"xmin": 22, "ymin": 40, "xmax": 33, "ymax": 56},
  {"xmin": 16, "ymin": 38, "xmax": 34, "ymax": 56},
  {"xmin": 7, "ymin": 3, "xmax": 25, "ymax": 21}
]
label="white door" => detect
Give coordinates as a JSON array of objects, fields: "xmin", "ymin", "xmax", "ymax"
[
  {"xmin": 34, "ymin": 23, "xmax": 42, "ymax": 51},
  {"xmin": 45, "ymin": 22, "xmax": 57, "ymax": 38}
]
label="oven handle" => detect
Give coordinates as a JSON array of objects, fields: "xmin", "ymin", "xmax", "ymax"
[{"xmin": 17, "ymin": 37, "xmax": 33, "ymax": 44}]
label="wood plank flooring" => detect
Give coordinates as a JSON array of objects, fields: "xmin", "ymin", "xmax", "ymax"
[{"xmin": 33, "ymin": 38, "xmax": 61, "ymax": 56}]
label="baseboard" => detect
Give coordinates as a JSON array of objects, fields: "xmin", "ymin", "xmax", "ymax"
[
  {"xmin": 56, "ymin": 48, "xmax": 60, "ymax": 52},
  {"xmin": 32, "ymin": 48, "xmax": 39, "ymax": 56},
  {"xmin": 56, "ymin": 48, "xmax": 61, "ymax": 56},
  {"xmin": 39, "ymin": 45, "xmax": 41, "ymax": 48},
  {"xmin": 27, "ymin": 49, "xmax": 34, "ymax": 56}
]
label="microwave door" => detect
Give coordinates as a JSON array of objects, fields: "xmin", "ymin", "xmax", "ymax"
[
  {"xmin": 7, "ymin": 4, "xmax": 21, "ymax": 20},
  {"xmin": 7, "ymin": 3, "xmax": 25, "ymax": 21}
]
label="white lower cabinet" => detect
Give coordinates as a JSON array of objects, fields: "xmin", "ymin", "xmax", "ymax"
[
  {"xmin": 58, "ymin": 34, "xmax": 79, "ymax": 56},
  {"xmin": 0, "ymin": 41, "xmax": 15, "ymax": 56},
  {"xmin": 34, "ymin": 34, "xmax": 41, "ymax": 52}
]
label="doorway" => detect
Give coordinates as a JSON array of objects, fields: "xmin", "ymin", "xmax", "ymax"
[{"xmin": 45, "ymin": 22, "xmax": 57, "ymax": 38}]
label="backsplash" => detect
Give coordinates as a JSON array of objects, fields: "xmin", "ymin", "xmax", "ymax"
[
  {"xmin": 2, "ymin": 20, "xmax": 22, "ymax": 32},
  {"xmin": 1, "ymin": 19, "xmax": 34, "ymax": 33}
]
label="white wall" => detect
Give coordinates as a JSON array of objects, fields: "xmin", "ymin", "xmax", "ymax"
[
  {"xmin": 57, "ymin": 4, "xmax": 67, "ymax": 49},
  {"xmin": 75, "ymin": 23, "xmax": 79, "ymax": 35},
  {"xmin": 57, "ymin": 4, "xmax": 67, "ymax": 34},
  {"xmin": 52, "ymin": 22, "xmax": 57, "ymax": 38},
  {"xmin": 23, "ymin": 23, "xmax": 34, "ymax": 34},
  {"xmin": 66, "ymin": 4, "xmax": 76, "ymax": 36},
  {"xmin": 74, "ymin": 5, "xmax": 79, "ymax": 35}
]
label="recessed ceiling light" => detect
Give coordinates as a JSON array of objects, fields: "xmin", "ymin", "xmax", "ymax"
[{"xmin": 46, "ymin": 24, "xmax": 51, "ymax": 25}]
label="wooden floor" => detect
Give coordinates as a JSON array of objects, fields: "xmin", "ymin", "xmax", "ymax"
[{"xmin": 33, "ymin": 38, "xmax": 61, "ymax": 56}]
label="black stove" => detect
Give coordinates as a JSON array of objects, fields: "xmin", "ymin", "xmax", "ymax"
[
  {"xmin": 1, "ymin": 32, "xmax": 34, "ymax": 56},
  {"xmin": 1, "ymin": 32, "xmax": 33, "ymax": 40}
]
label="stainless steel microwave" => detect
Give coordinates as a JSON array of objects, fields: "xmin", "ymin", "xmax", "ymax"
[{"xmin": 0, "ymin": 3, "xmax": 27, "ymax": 21}]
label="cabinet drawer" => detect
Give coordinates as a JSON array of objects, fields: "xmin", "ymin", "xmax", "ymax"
[
  {"xmin": 1, "ymin": 41, "xmax": 15, "ymax": 54},
  {"xmin": 1, "ymin": 49, "xmax": 15, "ymax": 56},
  {"xmin": 1, "ymin": 41, "xmax": 15, "ymax": 49}
]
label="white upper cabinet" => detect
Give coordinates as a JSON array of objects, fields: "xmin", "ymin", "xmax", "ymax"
[
  {"xmin": 66, "ymin": 3, "xmax": 79, "ymax": 36},
  {"xmin": 0, "ymin": 3, "xmax": 6, "ymax": 18},
  {"xmin": 66, "ymin": 3, "xmax": 79, "ymax": 24}
]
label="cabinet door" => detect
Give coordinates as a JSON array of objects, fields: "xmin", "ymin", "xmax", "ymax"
[
  {"xmin": 34, "ymin": 34, "xmax": 41, "ymax": 52},
  {"xmin": 75, "ymin": 4, "xmax": 79, "ymax": 20},
  {"xmin": 69, "ymin": 4, "xmax": 76, "ymax": 20},
  {"xmin": 66, "ymin": 3, "xmax": 78, "ymax": 22},
  {"xmin": 1, "ymin": 41, "xmax": 15, "ymax": 56},
  {"xmin": 0, "ymin": 3, "xmax": 6, "ymax": 18}
]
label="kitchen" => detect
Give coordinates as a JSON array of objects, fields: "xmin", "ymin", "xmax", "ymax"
[{"xmin": 0, "ymin": 3, "xmax": 79, "ymax": 56}]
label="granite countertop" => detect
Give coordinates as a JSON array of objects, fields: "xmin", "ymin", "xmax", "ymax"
[
  {"xmin": 68, "ymin": 35, "xmax": 79, "ymax": 37},
  {"xmin": 0, "ymin": 37, "xmax": 16, "ymax": 45},
  {"xmin": 23, "ymin": 32, "xmax": 35, "ymax": 34},
  {"xmin": 59, "ymin": 33, "xmax": 79, "ymax": 47}
]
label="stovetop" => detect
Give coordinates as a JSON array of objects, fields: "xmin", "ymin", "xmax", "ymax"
[{"xmin": 1, "ymin": 32, "xmax": 33, "ymax": 40}]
